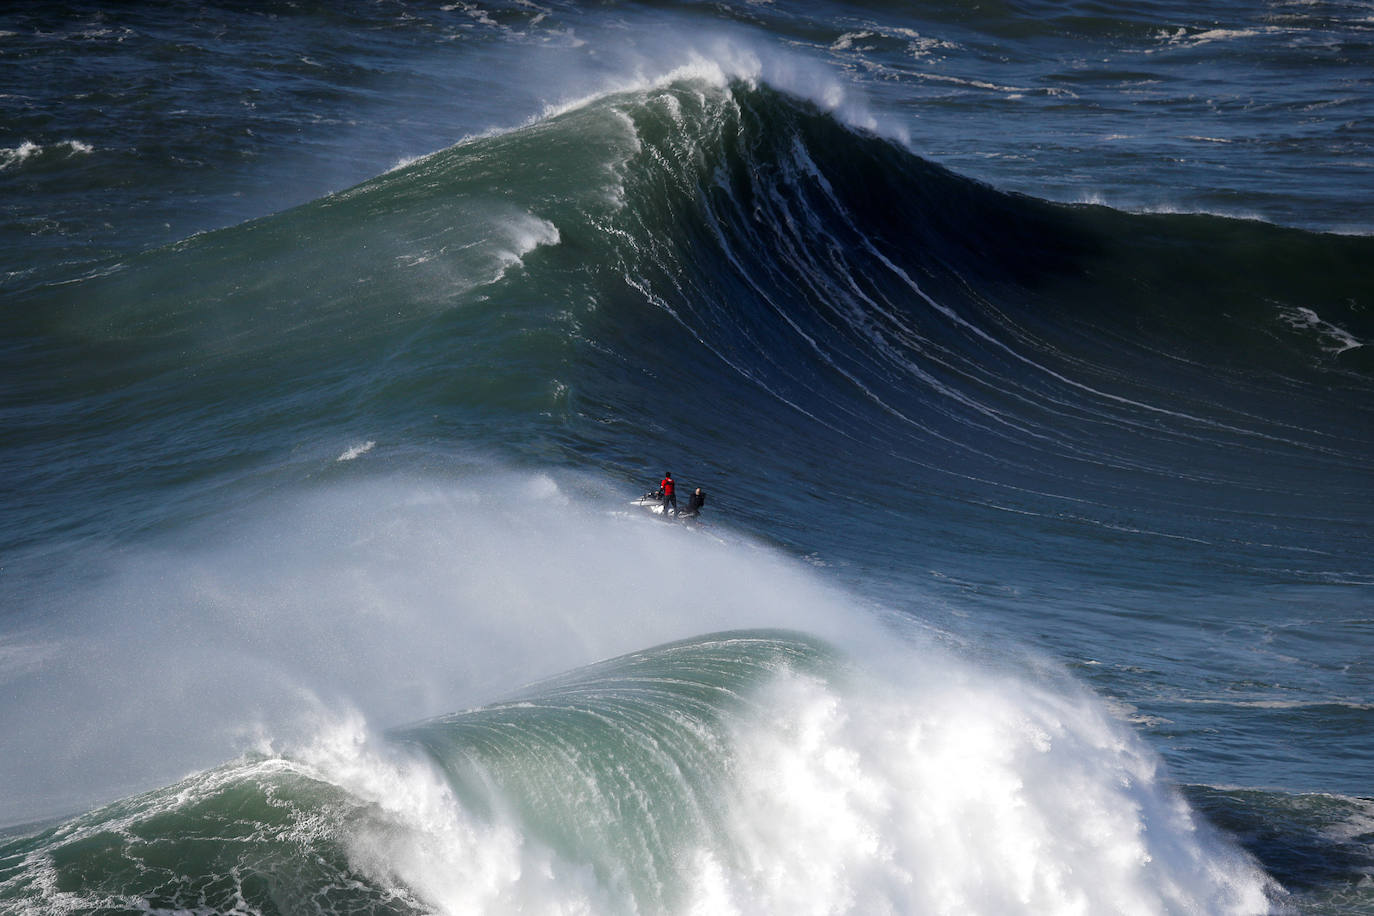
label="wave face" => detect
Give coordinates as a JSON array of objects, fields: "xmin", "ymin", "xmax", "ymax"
[
  {"xmin": 2, "ymin": 2, "xmax": 1373, "ymax": 913},
  {"xmin": 9, "ymin": 78, "xmax": 1371, "ymax": 567}
]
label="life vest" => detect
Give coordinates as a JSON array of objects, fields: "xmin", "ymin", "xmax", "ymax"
[{"xmin": 661, "ymin": 477, "xmax": 675, "ymax": 496}]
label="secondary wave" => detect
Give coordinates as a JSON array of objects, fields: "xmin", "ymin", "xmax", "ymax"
[{"xmin": 0, "ymin": 627, "xmax": 1280, "ymax": 914}]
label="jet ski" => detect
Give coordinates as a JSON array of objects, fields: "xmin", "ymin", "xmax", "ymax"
[{"xmin": 630, "ymin": 488, "xmax": 704, "ymax": 519}]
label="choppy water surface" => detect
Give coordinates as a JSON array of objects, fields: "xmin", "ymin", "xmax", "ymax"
[{"xmin": 2, "ymin": 1, "xmax": 1371, "ymax": 912}]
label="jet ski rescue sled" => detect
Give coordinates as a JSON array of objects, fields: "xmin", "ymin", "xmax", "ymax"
[{"xmin": 631, "ymin": 492, "xmax": 667, "ymax": 514}]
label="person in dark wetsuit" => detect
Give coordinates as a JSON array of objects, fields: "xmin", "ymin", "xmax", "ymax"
[
  {"xmin": 683, "ymin": 487, "xmax": 706, "ymax": 517},
  {"xmin": 660, "ymin": 471, "xmax": 677, "ymax": 516}
]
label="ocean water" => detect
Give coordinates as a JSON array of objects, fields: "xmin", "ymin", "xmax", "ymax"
[{"xmin": 2, "ymin": 1, "xmax": 1372, "ymax": 913}]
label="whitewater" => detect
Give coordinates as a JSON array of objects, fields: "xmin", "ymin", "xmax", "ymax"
[
  {"xmin": 0, "ymin": 477, "xmax": 1277, "ymax": 914},
  {"xmin": 2, "ymin": 2, "xmax": 1372, "ymax": 914}
]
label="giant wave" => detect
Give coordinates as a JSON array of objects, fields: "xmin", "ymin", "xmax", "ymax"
[{"xmin": 7, "ymin": 75, "xmax": 1370, "ymax": 571}]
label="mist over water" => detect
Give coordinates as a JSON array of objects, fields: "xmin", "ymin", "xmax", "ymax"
[
  {"xmin": 0, "ymin": 471, "xmax": 851, "ymax": 821},
  {"xmin": 0, "ymin": 472, "xmax": 1279, "ymax": 914}
]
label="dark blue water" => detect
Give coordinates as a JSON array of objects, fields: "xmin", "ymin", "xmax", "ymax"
[{"xmin": 2, "ymin": 2, "xmax": 1371, "ymax": 913}]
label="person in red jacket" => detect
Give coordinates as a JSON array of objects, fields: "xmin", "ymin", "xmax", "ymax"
[{"xmin": 660, "ymin": 471, "xmax": 677, "ymax": 516}]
